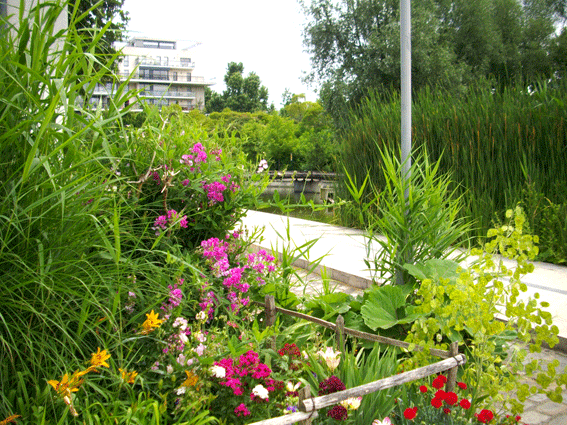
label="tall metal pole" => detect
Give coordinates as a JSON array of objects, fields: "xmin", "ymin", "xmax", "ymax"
[
  {"xmin": 397, "ymin": 0, "xmax": 411, "ymax": 285},
  {"xmin": 400, "ymin": 0, "xmax": 411, "ymax": 178}
]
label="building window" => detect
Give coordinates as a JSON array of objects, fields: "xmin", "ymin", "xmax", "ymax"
[
  {"xmin": 172, "ymin": 72, "xmax": 177, "ymax": 81},
  {"xmin": 139, "ymin": 67, "xmax": 169, "ymax": 81},
  {"xmin": 187, "ymin": 73, "xmax": 192, "ymax": 82},
  {"xmin": 180, "ymin": 58, "xmax": 191, "ymax": 67},
  {"xmin": 143, "ymin": 41, "xmax": 159, "ymax": 48}
]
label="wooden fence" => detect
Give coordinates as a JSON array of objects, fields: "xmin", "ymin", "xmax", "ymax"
[{"xmin": 246, "ymin": 295, "xmax": 467, "ymax": 425}]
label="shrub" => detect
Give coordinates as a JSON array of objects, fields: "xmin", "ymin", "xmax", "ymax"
[{"xmin": 403, "ymin": 206, "xmax": 567, "ymax": 414}]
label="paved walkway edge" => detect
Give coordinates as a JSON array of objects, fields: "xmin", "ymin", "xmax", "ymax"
[{"xmin": 249, "ymin": 242, "xmax": 567, "ymax": 355}]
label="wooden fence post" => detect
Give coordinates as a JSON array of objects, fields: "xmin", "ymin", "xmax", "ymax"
[
  {"xmin": 335, "ymin": 315, "xmax": 345, "ymax": 354},
  {"xmin": 446, "ymin": 341, "xmax": 459, "ymax": 392},
  {"xmin": 265, "ymin": 295, "xmax": 276, "ymax": 351},
  {"xmin": 298, "ymin": 386, "xmax": 313, "ymax": 425}
]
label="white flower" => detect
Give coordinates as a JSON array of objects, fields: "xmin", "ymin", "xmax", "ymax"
[
  {"xmin": 286, "ymin": 381, "xmax": 301, "ymax": 392},
  {"xmin": 317, "ymin": 347, "xmax": 341, "ymax": 371},
  {"xmin": 252, "ymin": 384, "xmax": 269, "ymax": 400},
  {"xmin": 166, "ymin": 364, "xmax": 173, "ymax": 374},
  {"xmin": 211, "ymin": 365, "xmax": 226, "ymax": 378},
  {"xmin": 176, "ymin": 386, "xmax": 186, "ymax": 395},
  {"xmin": 179, "ymin": 332, "xmax": 189, "ymax": 344},
  {"xmin": 194, "ymin": 343, "xmax": 206, "ymax": 356},
  {"xmin": 172, "ymin": 317, "xmax": 188, "ymax": 331},
  {"xmin": 340, "ymin": 396, "xmax": 362, "ymax": 410},
  {"xmin": 194, "ymin": 331, "xmax": 206, "ymax": 342},
  {"xmin": 176, "ymin": 353, "xmax": 186, "ymax": 365},
  {"xmin": 196, "ymin": 311, "xmax": 207, "ymax": 321},
  {"xmin": 372, "ymin": 418, "xmax": 392, "ymax": 425}
]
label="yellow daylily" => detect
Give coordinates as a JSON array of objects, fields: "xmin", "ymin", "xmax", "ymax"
[
  {"xmin": 47, "ymin": 371, "xmax": 83, "ymax": 398},
  {"xmin": 181, "ymin": 370, "xmax": 198, "ymax": 387},
  {"xmin": 140, "ymin": 310, "xmax": 164, "ymax": 334},
  {"xmin": 90, "ymin": 347, "xmax": 111, "ymax": 368},
  {"xmin": 119, "ymin": 368, "xmax": 138, "ymax": 384},
  {"xmin": 0, "ymin": 414, "xmax": 21, "ymax": 425}
]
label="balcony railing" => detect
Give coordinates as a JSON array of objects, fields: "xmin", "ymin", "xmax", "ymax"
[
  {"xmin": 134, "ymin": 58, "xmax": 195, "ymax": 68},
  {"xmin": 139, "ymin": 90, "xmax": 195, "ymax": 98},
  {"xmin": 119, "ymin": 72, "xmax": 208, "ymax": 84}
]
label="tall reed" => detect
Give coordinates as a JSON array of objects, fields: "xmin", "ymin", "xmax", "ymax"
[
  {"xmin": 338, "ymin": 81, "xmax": 567, "ymax": 242},
  {"xmin": 0, "ymin": 1, "xmax": 164, "ymax": 417}
]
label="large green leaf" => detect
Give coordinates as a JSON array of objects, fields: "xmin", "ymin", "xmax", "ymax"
[
  {"xmin": 361, "ymin": 285, "xmax": 419, "ymax": 330},
  {"xmin": 404, "ymin": 259, "xmax": 460, "ymax": 284}
]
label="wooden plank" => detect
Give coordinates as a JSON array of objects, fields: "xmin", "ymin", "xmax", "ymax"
[
  {"xmin": 246, "ymin": 410, "xmax": 319, "ymax": 425},
  {"xmin": 300, "ymin": 354, "xmax": 466, "ymax": 412}
]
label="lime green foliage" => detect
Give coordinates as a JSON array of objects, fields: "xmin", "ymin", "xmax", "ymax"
[
  {"xmin": 364, "ymin": 147, "xmax": 471, "ymax": 285},
  {"xmin": 404, "ymin": 206, "xmax": 567, "ymax": 414}
]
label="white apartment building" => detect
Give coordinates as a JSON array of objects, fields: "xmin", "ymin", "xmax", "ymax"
[{"xmin": 91, "ymin": 37, "xmax": 213, "ymax": 112}]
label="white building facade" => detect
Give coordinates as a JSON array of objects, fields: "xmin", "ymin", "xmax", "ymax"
[{"xmin": 92, "ymin": 37, "xmax": 213, "ymax": 112}]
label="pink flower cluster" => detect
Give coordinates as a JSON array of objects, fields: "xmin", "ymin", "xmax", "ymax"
[
  {"xmin": 213, "ymin": 350, "xmax": 281, "ymax": 398},
  {"xmin": 201, "ymin": 174, "xmax": 238, "ymax": 206},
  {"xmin": 152, "ymin": 209, "xmax": 188, "ymax": 235},
  {"xmin": 199, "ymin": 234, "xmax": 276, "ymax": 316},
  {"xmin": 198, "ymin": 289, "xmax": 217, "ymax": 321},
  {"xmin": 179, "ymin": 143, "xmax": 222, "ymax": 173},
  {"xmin": 160, "ymin": 278, "xmax": 185, "ymax": 318},
  {"xmin": 203, "ymin": 181, "xmax": 227, "ymax": 204}
]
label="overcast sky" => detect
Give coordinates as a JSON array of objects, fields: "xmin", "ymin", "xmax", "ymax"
[{"xmin": 121, "ymin": 0, "xmax": 317, "ymax": 107}]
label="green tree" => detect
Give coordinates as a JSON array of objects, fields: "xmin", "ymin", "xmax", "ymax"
[
  {"xmin": 69, "ymin": 0, "xmax": 129, "ymax": 72},
  {"xmin": 301, "ymin": 0, "xmax": 566, "ymax": 124},
  {"xmin": 206, "ymin": 62, "xmax": 270, "ymax": 113}
]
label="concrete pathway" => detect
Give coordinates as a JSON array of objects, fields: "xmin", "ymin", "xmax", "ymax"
[{"xmin": 240, "ymin": 210, "xmax": 567, "ymax": 425}]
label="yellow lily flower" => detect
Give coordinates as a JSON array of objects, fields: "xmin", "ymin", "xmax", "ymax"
[
  {"xmin": 119, "ymin": 368, "xmax": 138, "ymax": 384},
  {"xmin": 0, "ymin": 414, "xmax": 21, "ymax": 424},
  {"xmin": 90, "ymin": 347, "xmax": 111, "ymax": 368},
  {"xmin": 140, "ymin": 309, "xmax": 164, "ymax": 334}
]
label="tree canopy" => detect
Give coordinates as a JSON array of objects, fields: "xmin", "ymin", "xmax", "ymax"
[
  {"xmin": 205, "ymin": 62, "xmax": 270, "ymax": 113},
  {"xmin": 300, "ymin": 0, "xmax": 567, "ymax": 124}
]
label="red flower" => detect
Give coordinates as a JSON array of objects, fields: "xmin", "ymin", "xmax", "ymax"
[
  {"xmin": 435, "ymin": 389, "xmax": 446, "ymax": 400},
  {"xmin": 457, "ymin": 381, "xmax": 467, "ymax": 390},
  {"xmin": 431, "ymin": 397, "xmax": 443, "ymax": 409},
  {"xmin": 432, "ymin": 376, "xmax": 446, "ymax": 389},
  {"xmin": 327, "ymin": 405, "xmax": 348, "ymax": 421},
  {"xmin": 459, "ymin": 399, "xmax": 471, "ymax": 410},
  {"xmin": 403, "ymin": 407, "xmax": 418, "ymax": 420},
  {"xmin": 419, "ymin": 385, "xmax": 428, "ymax": 393},
  {"xmin": 475, "ymin": 409, "xmax": 494, "ymax": 423},
  {"xmin": 444, "ymin": 408, "xmax": 451, "ymax": 415},
  {"xmin": 444, "ymin": 391, "xmax": 458, "ymax": 406},
  {"xmin": 515, "ymin": 416, "xmax": 521, "ymax": 422}
]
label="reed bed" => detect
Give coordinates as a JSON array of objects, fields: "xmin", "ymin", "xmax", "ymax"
[{"xmin": 338, "ymin": 81, "xmax": 567, "ymax": 245}]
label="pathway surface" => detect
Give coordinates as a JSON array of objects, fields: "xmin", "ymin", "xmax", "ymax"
[{"xmin": 240, "ymin": 210, "xmax": 567, "ymax": 425}]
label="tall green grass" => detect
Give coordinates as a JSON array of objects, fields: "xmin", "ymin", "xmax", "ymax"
[
  {"xmin": 0, "ymin": 1, "xmax": 172, "ymax": 418},
  {"xmin": 338, "ymin": 81, "xmax": 567, "ymax": 247}
]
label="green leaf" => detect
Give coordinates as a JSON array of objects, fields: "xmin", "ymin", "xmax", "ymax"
[
  {"xmin": 404, "ymin": 259, "xmax": 460, "ymax": 283},
  {"xmin": 361, "ymin": 285, "xmax": 418, "ymax": 330}
]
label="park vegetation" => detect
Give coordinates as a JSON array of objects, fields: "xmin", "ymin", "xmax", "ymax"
[{"xmin": 1, "ymin": 1, "xmax": 567, "ymax": 424}]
